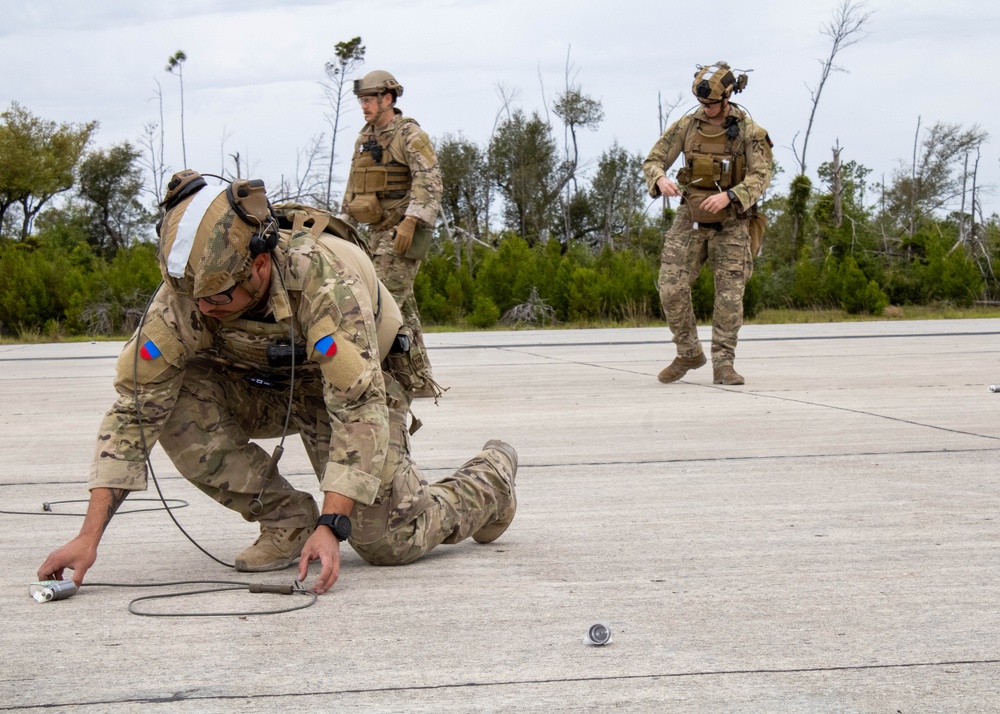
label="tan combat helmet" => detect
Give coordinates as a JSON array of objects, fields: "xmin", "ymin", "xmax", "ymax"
[
  {"xmin": 692, "ymin": 62, "xmax": 748, "ymax": 102},
  {"xmin": 353, "ymin": 70, "xmax": 404, "ymax": 99},
  {"xmin": 157, "ymin": 170, "xmax": 274, "ymax": 299}
]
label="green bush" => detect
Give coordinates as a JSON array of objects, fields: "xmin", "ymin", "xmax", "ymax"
[
  {"xmin": 837, "ymin": 256, "xmax": 888, "ymax": 315},
  {"xmin": 0, "ymin": 245, "xmax": 55, "ymax": 332},
  {"xmin": 467, "ymin": 295, "xmax": 500, "ymax": 328}
]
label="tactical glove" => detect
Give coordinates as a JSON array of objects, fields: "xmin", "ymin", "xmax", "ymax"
[{"xmin": 394, "ymin": 218, "xmax": 416, "ymax": 254}]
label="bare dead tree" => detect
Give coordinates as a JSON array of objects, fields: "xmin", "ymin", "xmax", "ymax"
[
  {"xmin": 485, "ymin": 82, "xmax": 521, "ymax": 233},
  {"xmin": 656, "ymin": 91, "xmax": 685, "ymax": 212},
  {"xmin": 228, "ymin": 151, "xmax": 242, "ymax": 180},
  {"xmin": 958, "ymin": 151, "xmax": 970, "ymax": 244},
  {"xmin": 501, "ymin": 286, "xmax": 557, "ymax": 326},
  {"xmin": 165, "ymin": 50, "xmax": 188, "ymax": 168},
  {"xmin": 218, "ymin": 125, "xmax": 233, "ymax": 178},
  {"xmin": 138, "ymin": 80, "xmax": 167, "ymax": 205},
  {"xmin": 273, "ymin": 135, "xmax": 327, "ymax": 204},
  {"xmin": 552, "ymin": 47, "xmax": 603, "ymax": 242},
  {"xmin": 791, "ymin": 0, "xmax": 872, "ymax": 176},
  {"xmin": 321, "ymin": 37, "xmax": 365, "ymax": 211},
  {"xmin": 909, "ymin": 115, "xmax": 920, "ymax": 238},
  {"xmin": 831, "ymin": 141, "xmax": 843, "ymax": 228}
]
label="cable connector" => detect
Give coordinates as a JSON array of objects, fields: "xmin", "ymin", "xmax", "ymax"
[{"xmin": 248, "ymin": 583, "xmax": 294, "ymax": 595}]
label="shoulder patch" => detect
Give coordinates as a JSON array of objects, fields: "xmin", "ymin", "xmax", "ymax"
[
  {"xmin": 314, "ymin": 334, "xmax": 337, "ymax": 357},
  {"xmin": 140, "ymin": 339, "xmax": 162, "ymax": 360}
]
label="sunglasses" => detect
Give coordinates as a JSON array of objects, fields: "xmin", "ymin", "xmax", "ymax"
[{"xmin": 200, "ymin": 283, "xmax": 241, "ymax": 305}]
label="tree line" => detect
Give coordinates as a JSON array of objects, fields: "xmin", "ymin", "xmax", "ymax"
[{"xmin": 1, "ymin": 15, "xmax": 997, "ymax": 336}]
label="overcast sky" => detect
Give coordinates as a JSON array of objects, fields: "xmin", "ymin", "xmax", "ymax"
[{"xmin": 2, "ymin": 0, "xmax": 998, "ymax": 216}]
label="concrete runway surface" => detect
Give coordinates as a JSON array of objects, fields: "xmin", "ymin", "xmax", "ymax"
[{"xmin": 2, "ymin": 319, "xmax": 999, "ymax": 712}]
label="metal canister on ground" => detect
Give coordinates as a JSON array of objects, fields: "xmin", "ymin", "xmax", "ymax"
[{"xmin": 29, "ymin": 580, "xmax": 78, "ymax": 603}]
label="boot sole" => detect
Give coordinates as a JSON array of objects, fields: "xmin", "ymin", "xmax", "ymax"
[{"xmin": 474, "ymin": 441, "xmax": 518, "ymax": 543}]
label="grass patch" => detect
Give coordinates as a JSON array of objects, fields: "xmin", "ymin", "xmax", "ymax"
[
  {"xmin": 5, "ymin": 305, "xmax": 1000, "ymax": 344},
  {"xmin": 748, "ymin": 304, "xmax": 1000, "ymax": 325}
]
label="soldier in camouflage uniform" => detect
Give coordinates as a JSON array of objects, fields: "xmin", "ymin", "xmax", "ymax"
[
  {"xmin": 643, "ymin": 62, "xmax": 773, "ymax": 386},
  {"xmin": 340, "ymin": 70, "xmax": 442, "ymax": 398},
  {"xmin": 37, "ymin": 171, "xmax": 517, "ymax": 595}
]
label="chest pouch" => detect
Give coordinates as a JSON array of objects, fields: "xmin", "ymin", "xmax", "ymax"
[
  {"xmin": 348, "ymin": 193, "xmax": 384, "ymax": 225},
  {"xmin": 685, "ymin": 192, "xmax": 726, "ymax": 225},
  {"xmin": 347, "ymin": 151, "xmax": 387, "ymax": 224}
]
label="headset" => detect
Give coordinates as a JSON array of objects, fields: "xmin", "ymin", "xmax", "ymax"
[{"xmin": 226, "ymin": 178, "xmax": 280, "ymax": 256}]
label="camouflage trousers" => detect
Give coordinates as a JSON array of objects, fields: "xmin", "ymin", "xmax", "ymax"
[
  {"xmin": 371, "ymin": 227, "xmax": 434, "ymax": 390},
  {"xmin": 657, "ymin": 206, "xmax": 754, "ymax": 368},
  {"xmin": 158, "ymin": 361, "xmax": 514, "ymax": 566}
]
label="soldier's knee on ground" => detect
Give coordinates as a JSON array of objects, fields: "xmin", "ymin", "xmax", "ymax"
[{"xmin": 350, "ymin": 520, "xmax": 430, "ymax": 566}]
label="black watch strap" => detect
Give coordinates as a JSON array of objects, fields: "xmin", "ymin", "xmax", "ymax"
[
  {"xmin": 316, "ymin": 513, "xmax": 352, "ymax": 541},
  {"xmin": 726, "ymin": 189, "xmax": 737, "ymax": 202}
]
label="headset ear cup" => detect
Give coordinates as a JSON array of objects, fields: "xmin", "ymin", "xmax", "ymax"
[
  {"xmin": 228, "ymin": 179, "xmax": 278, "ymax": 255},
  {"xmin": 248, "ymin": 214, "xmax": 279, "ymax": 256}
]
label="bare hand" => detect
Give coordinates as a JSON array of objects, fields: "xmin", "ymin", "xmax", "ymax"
[
  {"xmin": 700, "ymin": 192, "xmax": 732, "ymax": 214},
  {"xmin": 298, "ymin": 527, "xmax": 342, "ymax": 594},
  {"xmin": 656, "ymin": 176, "xmax": 682, "ymax": 198},
  {"xmin": 394, "ymin": 217, "xmax": 417, "ymax": 254},
  {"xmin": 37, "ymin": 536, "xmax": 99, "ymax": 587}
]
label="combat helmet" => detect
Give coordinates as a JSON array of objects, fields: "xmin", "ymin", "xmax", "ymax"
[
  {"xmin": 157, "ymin": 170, "xmax": 276, "ymax": 300},
  {"xmin": 692, "ymin": 62, "xmax": 747, "ymax": 103},
  {"xmin": 353, "ymin": 70, "xmax": 404, "ymax": 99}
]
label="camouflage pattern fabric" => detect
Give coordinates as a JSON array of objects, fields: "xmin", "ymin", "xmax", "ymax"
[
  {"xmin": 90, "ymin": 229, "xmax": 513, "ymax": 561},
  {"xmin": 643, "ymin": 104, "xmax": 773, "ymax": 368},
  {"xmin": 350, "ymin": 378, "xmax": 515, "ymax": 565},
  {"xmin": 370, "ymin": 229, "xmax": 433, "ymax": 387},
  {"xmin": 341, "ymin": 111, "xmax": 442, "ymax": 230},
  {"xmin": 642, "ymin": 105, "xmax": 772, "ymax": 211},
  {"xmin": 657, "ymin": 205, "xmax": 752, "ymax": 367},
  {"xmin": 342, "ymin": 110, "xmax": 441, "ymax": 388},
  {"xmin": 94, "ymin": 229, "xmax": 389, "ymax": 506}
]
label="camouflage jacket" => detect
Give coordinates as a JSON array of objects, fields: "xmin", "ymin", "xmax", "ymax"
[
  {"xmin": 642, "ymin": 104, "xmax": 773, "ymax": 211},
  {"xmin": 90, "ymin": 230, "xmax": 390, "ymax": 507},
  {"xmin": 341, "ymin": 110, "xmax": 442, "ymax": 229}
]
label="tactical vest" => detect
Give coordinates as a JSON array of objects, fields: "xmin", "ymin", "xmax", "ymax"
[
  {"xmin": 676, "ymin": 117, "xmax": 748, "ymax": 224},
  {"xmin": 212, "ymin": 312, "xmax": 313, "ymax": 385},
  {"xmin": 207, "ymin": 231, "xmax": 403, "ymax": 385},
  {"xmin": 346, "ymin": 122, "xmax": 415, "ymax": 229}
]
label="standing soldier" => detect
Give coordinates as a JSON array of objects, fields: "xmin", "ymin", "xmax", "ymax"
[
  {"xmin": 341, "ymin": 70, "xmax": 442, "ymax": 398},
  {"xmin": 643, "ymin": 62, "xmax": 773, "ymax": 385}
]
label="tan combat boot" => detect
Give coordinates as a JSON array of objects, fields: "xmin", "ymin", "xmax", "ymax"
[
  {"xmin": 235, "ymin": 525, "xmax": 314, "ymax": 572},
  {"xmin": 713, "ymin": 365, "xmax": 745, "ymax": 385},
  {"xmin": 657, "ymin": 352, "xmax": 707, "ymax": 384},
  {"xmin": 473, "ymin": 440, "xmax": 519, "ymax": 544}
]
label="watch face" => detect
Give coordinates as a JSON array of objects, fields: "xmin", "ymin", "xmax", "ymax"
[{"xmin": 318, "ymin": 514, "xmax": 351, "ymax": 541}]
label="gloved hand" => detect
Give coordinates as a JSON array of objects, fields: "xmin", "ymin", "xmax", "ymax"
[{"xmin": 394, "ymin": 217, "xmax": 417, "ymax": 254}]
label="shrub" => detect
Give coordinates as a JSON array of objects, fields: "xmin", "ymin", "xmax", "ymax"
[{"xmin": 467, "ymin": 295, "xmax": 500, "ymax": 328}]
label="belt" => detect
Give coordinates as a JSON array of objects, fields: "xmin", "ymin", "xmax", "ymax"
[{"xmin": 694, "ymin": 221, "xmax": 724, "ymax": 232}]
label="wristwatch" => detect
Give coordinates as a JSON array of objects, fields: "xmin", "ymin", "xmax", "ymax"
[
  {"xmin": 726, "ymin": 189, "xmax": 737, "ymax": 202},
  {"xmin": 316, "ymin": 513, "xmax": 352, "ymax": 541}
]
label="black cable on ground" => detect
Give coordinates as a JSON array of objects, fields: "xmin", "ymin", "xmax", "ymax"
[
  {"xmin": 85, "ymin": 579, "xmax": 317, "ymax": 617},
  {"xmin": 0, "ymin": 498, "xmax": 188, "ymax": 517}
]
